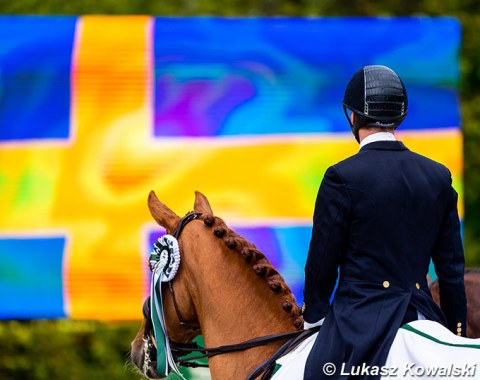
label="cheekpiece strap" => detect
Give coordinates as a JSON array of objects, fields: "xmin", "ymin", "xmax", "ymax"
[{"xmin": 172, "ymin": 212, "xmax": 202, "ymax": 239}]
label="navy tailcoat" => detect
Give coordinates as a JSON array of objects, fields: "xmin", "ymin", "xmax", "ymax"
[{"xmin": 303, "ymin": 141, "xmax": 467, "ymax": 380}]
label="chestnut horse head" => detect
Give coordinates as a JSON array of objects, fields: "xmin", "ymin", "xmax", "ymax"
[
  {"xmin": 430, "ymin": 268, "xmax": 480, "ymax": 338},
  {"xmin": 130, "ymin": 191, "xmax": 302, "ymax": 379}
]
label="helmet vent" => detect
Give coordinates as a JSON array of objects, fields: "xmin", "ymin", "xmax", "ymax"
[
  {"xmin": 363, "ymin": 65, "xmax": 406, "ymax": 119},
  {"xmin": 342, "ymin": 65, "xmax": 408, "ymax": 130}
]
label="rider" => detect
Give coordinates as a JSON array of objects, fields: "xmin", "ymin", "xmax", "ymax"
[{"xmin": 302, "ymin": 65, "xmax": 467, "ymax": 379}]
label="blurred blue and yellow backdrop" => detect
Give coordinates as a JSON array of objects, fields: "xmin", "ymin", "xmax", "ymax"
[{"xmin": 0, "ymin": 16, "xmax": 462, "ymax": 319}]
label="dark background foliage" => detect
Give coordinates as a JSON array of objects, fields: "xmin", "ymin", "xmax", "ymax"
[
  {"xmin": 1, "ymin": 1, "xmax": 478, "ymax": 379},
  {"xmin": 0, "ymin": 320, "xmax": 140, "ymax": 379}
]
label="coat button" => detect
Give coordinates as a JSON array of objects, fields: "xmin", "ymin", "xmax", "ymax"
[
  {"xmin": 457, "ymin": 332, "xmax": 462, "ymax": 336},
  {"xmin": 415, "ymin": 283, "xmax": 420, "ymax": 290},
  {"xmin": 457, "ymin": 327, "xmax": 462, "ymax": 333},
  {"xmin": 383, "ymin": 281, "xmax": 390, "ymax": 288},
  {"xmin": 301, "ymin": 303, "xmax": 306, "ymax": 313},
  {"xmin": 457, "ymin": 322, "xmax": 462, "ymax": 327}
]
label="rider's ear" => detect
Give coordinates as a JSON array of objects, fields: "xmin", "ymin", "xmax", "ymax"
[
  {"xmin": 194, "ymin": 191, "xmax": 213, "ymax": 215},
  {"xmin": 148, "ymin": 191, "xmax": 180, "ymax": 232}
]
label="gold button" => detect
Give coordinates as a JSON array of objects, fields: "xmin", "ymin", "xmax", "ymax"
[
  {"xmin": 457, "ymin": 332, "xmax": 462, "ymax": 336},
  {"xmin": 457, "ymin": 327, "xmax": 462, "ymax": 333},
  {"xmin": 301, "ymin": 303, "xmax": 306, "ymax": 313},
  {"xmin": 457, "ymin": 322, "xmax": 462, "ymax": 327},
  {"xmin": 415, "ymin": 283, "xmax": 420, "ymax": 289},
  {"xmin": 383, "ymin": 281, "xmax": 390, "ymax": 288}
]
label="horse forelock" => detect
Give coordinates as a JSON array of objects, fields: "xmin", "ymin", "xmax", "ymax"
[{"xmin": 198, "ymin": 214, "xmax": 303, "ymax": 330}]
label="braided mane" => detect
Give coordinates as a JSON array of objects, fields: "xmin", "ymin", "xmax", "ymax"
[{"xmin": 198, "ymin": 213, "xmax": 304, "ymax": 330}]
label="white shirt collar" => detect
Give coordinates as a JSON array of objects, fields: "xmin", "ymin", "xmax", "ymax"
[{"xmin": 359, "ymin": 132, "xmax": 396, "ymax": 150}]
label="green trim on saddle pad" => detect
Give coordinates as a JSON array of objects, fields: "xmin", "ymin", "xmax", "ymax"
[
  {"xmin": 401, "ymin": 324, "xmax": 480, "ymax": 349},
  {"xmin": 272, "ymin": 363, "xmax": 282, "ymax": 376}
]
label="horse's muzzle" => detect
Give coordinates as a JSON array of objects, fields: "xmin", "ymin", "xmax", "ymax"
[{"xmin": 131, "ymin": 325, "xmax": 162, "ymax": 379}]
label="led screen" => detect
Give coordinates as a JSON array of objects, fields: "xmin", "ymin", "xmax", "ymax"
[{"xmin": 0, "ymin": 16, "xmax": 461, "ymax": 319}]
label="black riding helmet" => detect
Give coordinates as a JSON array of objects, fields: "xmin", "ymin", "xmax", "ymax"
[{"xmin": 343, "ymin": 65, "xmax": 408, "ymax": 142}]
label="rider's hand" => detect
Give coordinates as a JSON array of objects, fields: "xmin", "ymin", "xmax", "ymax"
[{"xmin": 304, "ymin": 318, "xmax": 324, "ymax": 330}]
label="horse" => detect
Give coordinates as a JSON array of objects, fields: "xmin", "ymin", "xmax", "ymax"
[
  {"xmin": 131, "ymin": 191, "xmax": 303, "ymax": 379},
  {"xmin": 131, "ymin": 191, "xmax": 480, "ymax": 379},
  {"xmin": 430, "ymin": 268, "xmax": 480, "ymax": 338}
]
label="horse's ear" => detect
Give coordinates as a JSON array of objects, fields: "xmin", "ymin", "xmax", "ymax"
[
  {"xmin": 194, "ymin": 191, "xmax": 213, "ymax": 215},
  {"xmin": 148, "ymin": 191, "xmax": 180, "ymax": 232}
]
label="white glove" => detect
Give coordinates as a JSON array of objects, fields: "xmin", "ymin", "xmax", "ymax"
[{"xmin": 304, "ymin": 317, "xmax": 324, "ymax": 330}]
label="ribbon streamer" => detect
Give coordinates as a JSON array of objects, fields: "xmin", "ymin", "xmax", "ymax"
[{"xmin": 149, "ymin": 235, "xmax": 185, "ymax": 378}]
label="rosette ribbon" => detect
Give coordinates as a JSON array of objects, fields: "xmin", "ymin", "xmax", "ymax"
[{"xmin": 149, "ymin": 234, "xmax": 185, "ymax": 379}]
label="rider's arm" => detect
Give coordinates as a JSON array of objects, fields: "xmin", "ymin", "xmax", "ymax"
[
  {"xmin": 432, "ymin": 181, "xmax": 467, "ymax": 337},
  {"xmin": 303, "ymin": 165, "xmax": 349, "ymax": 325}
]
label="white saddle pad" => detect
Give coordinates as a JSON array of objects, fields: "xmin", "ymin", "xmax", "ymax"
[
  {"xmin": 384, "ymin": 320, "xmax": 480, "ymax": 379},
  {"xmin": 272, "ymin": 320, "xmax": 480, "ymax": 380},
  {"xmin": 271, "ymin": 330, "xmax": 317, "ymax": 379}
]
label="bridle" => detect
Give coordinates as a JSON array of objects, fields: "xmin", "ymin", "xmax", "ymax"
[
  {"xmin": 141, "ymin": 211, "xmax": 316, "ymax": 376},
  {"xmin": 164, "ymin": 211, "xmax": 202, "ymax": 331},
  {"xmin": 141, "ymin": 212, "xmax": 201, "ymax": 374}
]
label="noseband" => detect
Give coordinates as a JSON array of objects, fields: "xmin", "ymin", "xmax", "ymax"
[{"xmin": 141, "ymin": 296, "xmax": 156, "ymax": 374}]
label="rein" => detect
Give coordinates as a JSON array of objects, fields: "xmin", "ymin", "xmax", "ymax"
[
  {"xmin": 171, "ymin": 329, "xmax": 310, "ymax": 368},
  {"xmin": 143, "ymin": 211, "xmax": 308, "ymax": 375}
]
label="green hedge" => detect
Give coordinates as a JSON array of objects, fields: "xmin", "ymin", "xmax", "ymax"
[
  {"xmin": 0, "ymin": 320, "xmax": 140, "ymax": 379},
  {"xmin": 0, "ymin": 320, "xmax": 209, "ymax": 379}
]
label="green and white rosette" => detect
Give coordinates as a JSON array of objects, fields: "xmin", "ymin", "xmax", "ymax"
[{"xmin": 149, "ymin": 234, "xmax": 185, "ymax": 379}]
